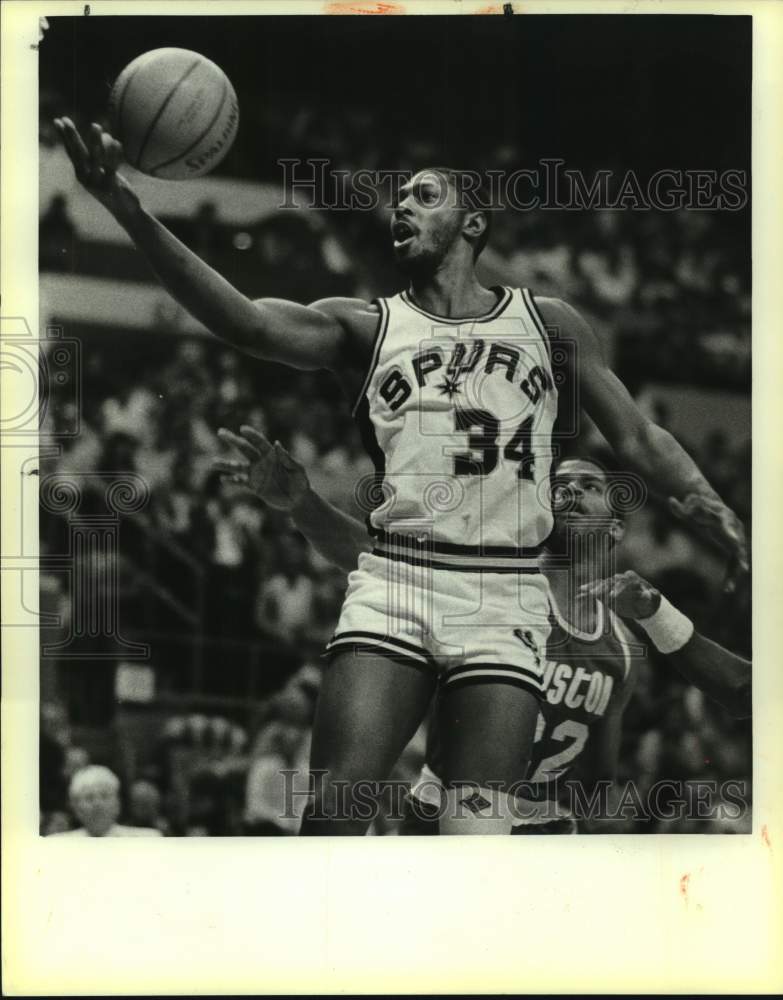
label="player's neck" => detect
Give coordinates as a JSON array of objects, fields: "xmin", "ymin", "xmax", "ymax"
[
  {"xmin": 407, "ymin": 261, "xmax": 496, "ymax": 319},
  {"xmin": 541, "ymin": 555, "xmax": 599, "ymax": 633}
]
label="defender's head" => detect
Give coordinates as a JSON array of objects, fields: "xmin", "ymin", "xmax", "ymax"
[
  {"xmin": 69, "ymin": 765, "xmax": 121, "ymax": 837},
  {"xmin": 391, "ymin": 168, "xmax": 492, "ymax": 275},
  {"xmin": 548, "ymin": 457, "xmax": 626, "ymax": 549}
]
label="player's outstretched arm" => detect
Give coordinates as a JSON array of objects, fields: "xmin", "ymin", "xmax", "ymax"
[
  {"xmin": 53, "ymin": 118, "xmax": 366, "ymax": 371},
  {"xmin": 536, "ymin": 297, "xmax": 748, "ymax": 590},
  {"xmin": 215, "ymin": 426, "xmax": 371, "ymax": 573},
  {"xmin": 580, "ymin": 571, "xmax": 751, "ymax": 718}
]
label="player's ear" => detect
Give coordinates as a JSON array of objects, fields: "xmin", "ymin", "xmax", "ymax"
[{"xmin": 463, "ymin": 209, "xmax": 487, "ymax": 243}]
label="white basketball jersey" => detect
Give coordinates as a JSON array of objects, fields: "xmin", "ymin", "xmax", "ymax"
[{"xmin": 353, "ymin": 286, "xmax": 558, "ymax": 568}]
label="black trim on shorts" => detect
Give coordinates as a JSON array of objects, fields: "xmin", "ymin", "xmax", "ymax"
[
  {"xmin": 327, "ymin": 629, "xmax": 431, "ymax": 659},
  {"xmin": 324, "ymin": 630, "xmax": 437, "ymax": 669},
  {"xmin": 322, "ymin": 641, "xmax": 437, "ymax": 677},
  {"xmin": 372, "ymin": 547, "xmax": 543, "ymax": 573},
  {"xmin": 369, "ymin": 528, "xmax": 544, "ymax": 560},
  {"xmin": 442, "ymin": 668, "xmax": 545, "ymax": 699}
]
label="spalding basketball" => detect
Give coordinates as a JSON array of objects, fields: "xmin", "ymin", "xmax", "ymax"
[{"xmin": 108, "ymin": 48, "xmax": 239, "ymax": 180}]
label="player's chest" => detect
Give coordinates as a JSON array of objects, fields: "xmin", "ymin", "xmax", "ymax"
[
  {"xmin": 538, "ymin": 632, "xmax": 627, "ymax": 721},
  {"xmin": 371, "ymin": 333, "xmax": 555, "ymax": 418}
]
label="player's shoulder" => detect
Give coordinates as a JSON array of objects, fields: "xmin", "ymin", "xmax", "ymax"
[
  {"xmin": 309, "ymin": 297, "xmax": 382, "ymax": 359},
  {"xmin": 309, "ymin": 296, "xmax": 381, "ymax": 324},
  {"xmin": 533, "ymin": 295, "xmax": 587, "ymax": 330},
  {"xmin": 533, "ymin": 296, "xmax": 601, "ymax": 358}
]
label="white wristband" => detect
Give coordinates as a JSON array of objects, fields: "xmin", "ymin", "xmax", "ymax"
[{"xmin": 636, "ymin": 594, "xmax": 695, "ymax": 654}]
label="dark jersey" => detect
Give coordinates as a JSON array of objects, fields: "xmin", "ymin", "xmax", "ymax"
[
  {"xmin": 418, "ymin": 594, "xmax": 637, "ymax": 814},
  {"xmin": 525, "ymin": 594, "xmax": 635, "ymax": 793}
]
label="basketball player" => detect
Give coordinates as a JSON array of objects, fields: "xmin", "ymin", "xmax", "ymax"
[
  {"xmin": 215, "ymin": 430, "xmax": 751, "ymax": 834},
  {"xmin": 56, "ymin": 118, "xmax": 747, "ymax": 834}
]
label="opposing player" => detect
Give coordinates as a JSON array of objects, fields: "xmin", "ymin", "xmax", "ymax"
[
  {"xmin": 56, "ymin": 117, "xmax": 747, "ymax": 834},
  {"xmin": 215, "ymin": 430, "xmax": 751, "ymax": 833}
]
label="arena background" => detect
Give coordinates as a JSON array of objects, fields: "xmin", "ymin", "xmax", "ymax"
[{"xmin": 38, "ymin": 13, "xmax": 751, "ymax": 836}]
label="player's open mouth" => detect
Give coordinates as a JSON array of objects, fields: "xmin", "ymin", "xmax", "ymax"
[{"xmin": 392, "ymin": 220, "xmax": 416, "ymax": 248}]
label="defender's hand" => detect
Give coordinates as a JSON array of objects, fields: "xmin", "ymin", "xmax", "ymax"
[
  {"xmin": 215, "ymin": 425, "xmax": 310, "ymax": 511},
  {"xmin": 53, "ymin": 118, "xmax": 140, "ymax": 219},
  {"xmin": 579, "ymin": 570, "xmax": 662, "ymax": 620},
  {"xmin": 668, "ymin": 493, "xmax": 748, "ymax": 593}
]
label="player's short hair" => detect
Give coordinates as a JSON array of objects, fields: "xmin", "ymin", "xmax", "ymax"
[
  {"xmin": 69, "ymin": 764, "xmax": 121, "ymax": 798},
  {"xmin": 422, "ymin": 166, "xmax": 494, "ymax": 259}
]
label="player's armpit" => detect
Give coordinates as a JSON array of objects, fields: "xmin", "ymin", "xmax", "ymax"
[{"xmin": 248, "ymin": 296, "xmax": 375, "ymax": 371}]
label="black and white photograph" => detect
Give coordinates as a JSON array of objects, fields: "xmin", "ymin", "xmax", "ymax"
[
  {"xmin": 35, "ymin": 7, "xmax": 753, "ymax": 838},
  {"xmin": 2, "ymin": 0, "xmax": 782, "ymax": 993}
]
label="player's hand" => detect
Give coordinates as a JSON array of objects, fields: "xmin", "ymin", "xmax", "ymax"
[
  {"xmin": 53, "ymin": 118, "xmax": 139, "ymax": 219},
  {"xmin": 668, "ymin": 493, "xmax": 749, "ymax": 593},
  {"xmin": 215, "ymin": 425, "xmax": 310, "ymax": 511},
  {"xmin": 578, "ymin": 570, "xmax": 662, "ymax": 620}
]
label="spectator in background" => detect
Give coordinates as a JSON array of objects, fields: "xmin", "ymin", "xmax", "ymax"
[
  {"xmin": 40, "ymin": 702, "xmax": 68, "ymax": 818},
  {"xmin": 63, "ymin": 745, "xmax": 90, "ymax": 782},
  {"xmin": 48, "ymin": 765, "xmax": 162, "ymax": 837},
  {"xmin": 194, "ymin": 475, "xmax": 263, "ymax": 638},
  {"xmin": 128, "ymin": 779, "xmax": 171, "ymax": 836},
  {"xmin": 39, "ymin": 193, "xmax": 75, "ymax": 271},
  {"xmin": 245, "ymin": 672, "xmax": 317, "ymax": 835},
  {"xmin": 255, "ymin": 532, "xmax": 314, "ymax": 643}
]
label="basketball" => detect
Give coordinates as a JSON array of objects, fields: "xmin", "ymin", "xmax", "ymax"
[{"xmin": 108, "ymin": 48, "xmax": 239, "ymax": 180}]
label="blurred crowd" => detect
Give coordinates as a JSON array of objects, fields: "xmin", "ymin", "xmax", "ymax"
[
  {"xmin": 40, "ymin": 91, "xmax": 750, "ymax": 390},
  {"xmin": 38, "ymin": 326, "xmax": 752, "ymax": 835},
  {"xmin": 38, "ymin": 103, "xmax": 751, "ymax": 836}
]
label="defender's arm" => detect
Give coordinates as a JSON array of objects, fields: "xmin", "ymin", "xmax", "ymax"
[
  {"xmin": 581, "ymin": 571, "xmax": 751, "ymax": 718},
  {"xmin": 215, "ymin": 427, "xmax": 371, "ymax": 573}
]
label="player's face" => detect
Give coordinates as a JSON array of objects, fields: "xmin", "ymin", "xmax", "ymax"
[
  {"xmin": 70, "ymin": 781, "xmax": 121, "ymax": 836},
  {"xmin": 550, "ymin": 459, "xmax": 619, "ymax": 543},
  {"xmin": 391, "ymin": 172, "xmax": 466, "ymax": 273}
]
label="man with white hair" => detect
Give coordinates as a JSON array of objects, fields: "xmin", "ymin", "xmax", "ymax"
[{"xmin": 49, "ymin": 765, "xmax": 163, "ymax": 837}]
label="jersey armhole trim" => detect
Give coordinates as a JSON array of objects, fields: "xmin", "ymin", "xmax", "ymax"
[
  {"xmin": 351, "ymin": 298, "xmax": 390, "ymax": 417},
  {"xmin": 522, "ymin": 288, "xmax": 554, "ymax": 367}
]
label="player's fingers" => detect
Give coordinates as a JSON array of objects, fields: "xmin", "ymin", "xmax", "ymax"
[
  {"xmin": 213, "ymin": 458, "xmax": 249, "ymax": 475},
  {"xmin": 88, "ymin": 123, "xmax": 108, "ymax": 183},
  {"xmin": 593, "ymin": 577, "xmax": 621, "ymax": 602},
  {"xmin": 56, "ymin": 117, "xmax": 91, "ymax": 179},
  {"xmin": 667, "ymin": 496, "xmax": 686, "ymax": 519},
  {"xmin": 723, "ymin": 547, "xmax": 749, "ymax": 594},
  {"xmin": 102, "ymin": 132, "xmax": 123, "ymax": 173},
  {"xmin": 273, "ymin": 440, "xmax": 300, "ymax": 468},
  {"xmin": 217, "ymin": 427, "xmax": 260, "ymax": 461},
  {"xmin": 238, "ymin": 425, "xmax": 273, "ymax": 456},
  {"xmin": 220, "ymin": 472, "xmax": 250, "ymax": 486},
  {"xmin": 578, "ymin": 578, "xmax": 613, "ymax": 601}
]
